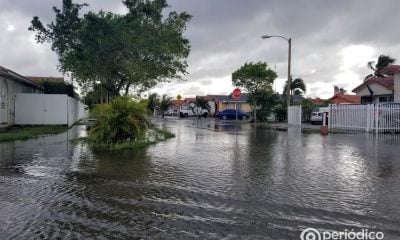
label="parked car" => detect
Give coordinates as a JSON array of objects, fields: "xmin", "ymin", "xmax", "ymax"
[
  {"xmin": 180, "ymin": 106, "xmax": 209, "ymax": 118},
  {"xmin": 165, "ymin": 109, "xmax": 179, "ymax": 116},
  {"xmin": 310, "ymin": 107, "xmax": 329, "ymax": 124},
  {"xmin": 216, "ymin": 109, "xmax": 249, "ymax": 120}
]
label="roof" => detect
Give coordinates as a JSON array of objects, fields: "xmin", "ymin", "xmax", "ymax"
[
  {"xmin": 0, "ymin": 66, "xmax": 42, "ymax": 89},
  {"xmin": 329, "ymin": 94, "xmax": 361, "ymax": 103},
  {"xmin": 381, "ymin": 64, "xmax": 400, "ymax": 75},
  {"xmin": 310, "ymin": 97, "xmax": 326, "ymax": 104},
  {"xmin": 171, "ymin": 100, "xmax": 184, "ymax": 107},
  {"xmin": 26, "ymin": 76, "xmax": 65, "ymax": 84},
  {"xmin": 211, "ymin": 93, "xmax": 250, "ymax": 102},
  {"xmin": 352, "ymin": 76, "xmax": 394, "ymax": 93},
  {"xmin": 184, "ymin": 97, "xmax": 196, "ymax": 103}
]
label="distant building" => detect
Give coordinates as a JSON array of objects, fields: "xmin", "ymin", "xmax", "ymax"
[
  {"xmin": 0, "ymin": 66, "xmax": 43, "ymax": 127},
  {"xmin": 329, "ymin": 94, "xmax": 361, "ymax": 104},
  {"xmin": 310, "ymin": 97, "xmax": 326, "ymax": 105},
  {"xmin": 211, "ymin": 93, "xmax": 252, "ymax": 113}
]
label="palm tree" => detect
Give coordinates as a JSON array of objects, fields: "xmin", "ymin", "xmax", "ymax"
[
  {"xmin": 194, "ymin": 96, "xmax": 211, "ymax": 118},
  {"xmin": 159, "ymin": 94, "xmax": 172, "ymax": 118},
  {"xmin": 283, "ymin": 77, "xmax": 306, "ymax": 103},
  {"xmin": 147, "ymin": 93, "xmax": 159, "ymax": 115},
  {"xmin": 365, "ymin": 54, "xmax": 396, "ymax": 80}
]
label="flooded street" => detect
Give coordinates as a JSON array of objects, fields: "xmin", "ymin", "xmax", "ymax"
[{"xmin": 1, "ymin": 118, "xmax": 400, "ymax": 239}]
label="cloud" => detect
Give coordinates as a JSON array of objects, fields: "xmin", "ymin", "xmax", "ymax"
[{"xmin": 1, "ymin": 0, "xmax": 400, "ymax": 99}]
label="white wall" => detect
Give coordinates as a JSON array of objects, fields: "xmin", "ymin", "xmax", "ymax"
[
  {"xmin": 356, "ymin": 83, "xmax": 392, "ymax": 96},
  {"xmin": 15, "ymin": 94, "xmax": 86, "ymax": 126},
  {"xmin": 395, "ymin": 74, "xmax": 400, "ymax": 102},
  {"xmin": 0, "ymin": 76, "xmax": 39, "ymax": 127}
]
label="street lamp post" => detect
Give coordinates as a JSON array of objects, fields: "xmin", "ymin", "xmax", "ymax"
[{"xmin": 261, "ymin": 35, "xmax": 291, "ymax": 107}]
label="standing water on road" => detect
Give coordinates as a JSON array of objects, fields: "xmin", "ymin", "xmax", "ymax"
[{"xmin": 1, "ymin": 119, "xmax": 400, "ymax": 239}]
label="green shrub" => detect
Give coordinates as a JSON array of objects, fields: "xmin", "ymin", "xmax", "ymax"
[{"xmin": 89, "ymin": 96, "xmax": 150, "ymax": 144}]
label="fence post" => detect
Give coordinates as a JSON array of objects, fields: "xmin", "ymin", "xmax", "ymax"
[
  {"xmin": 374, "ymin": 103, "xmax": 379, "ymax": 134},
  {"xmin": 328, "ymin": 104, "xmax": 332, "ymax": 129},
  {"xmin": 299, "ymin": 105, "xmax": 302, "ymax": 127},
  {"xmin": 366, "ymin": 104, "xmax": 371, "ymax": 132}
]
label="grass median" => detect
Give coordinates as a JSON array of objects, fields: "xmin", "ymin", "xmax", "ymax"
[{"xmin": 0, "ymin": 125, "xmax": 68, "ymax": 142}]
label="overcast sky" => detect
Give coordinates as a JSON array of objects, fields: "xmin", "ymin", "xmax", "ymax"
[{"xmin": 1, "ymin": 0, "xmax": 400, "ymax": 98}]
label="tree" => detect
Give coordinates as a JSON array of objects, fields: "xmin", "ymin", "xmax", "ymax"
[
  {"xmin": 365, "ymin": 54, "xmax": 396, "ymax": 80},
  {"xmin": 29, "ymin": 0, "xmax": 192, "ymax": 96},
  {"xmin": 159, "ymin": 94, "xmax": 172, "ymax": 118},
  {"xmin": 283, "ymin": 77, "xmax": 306, "ymax": 103},
  {"xmin": 339, "ymin": 87, "xmax": 347, "ymax": 95},
  {"xmin": 194, "ymin": 96, "xmax": 211, "ymax": 118},
  {"xmin": 147, "ymin": 93, "xmax": 160, "ymax": 115},
  {"xmin": 232, "ymin": 62, "xmax": 277, "ymax": 123},
  {"xmin": 248, "ymin": 90, "xmax": 278, "ymax": 122}
]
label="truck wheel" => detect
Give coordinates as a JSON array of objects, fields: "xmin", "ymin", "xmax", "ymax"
[
  {"xmin": 222, "ymin": 116, "xmax": 227, "ymax": 120},
  {"xmin": 242, "ymin": 115, "xmax": 246, "ymax": 120},
  {"xmin": 202, "ymin": 112, "xmax": 208, "ymax": 118},
  {"xmin": 184, "ymin": 113, "xmax": 188, "ymax": 117}
]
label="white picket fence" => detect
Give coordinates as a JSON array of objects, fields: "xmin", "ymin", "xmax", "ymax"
[
  {"xmin": 329, "ymin": 103, "xmax": 400, "ymax": 133},
  {"xmin": 288, "ymin": 106, "xmax": 302, "ymax": 126}
]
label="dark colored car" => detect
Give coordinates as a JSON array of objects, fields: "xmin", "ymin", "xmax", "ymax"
[{"xmin": 216, "ymin": 109, "xmax": 249, "ymax": 120}]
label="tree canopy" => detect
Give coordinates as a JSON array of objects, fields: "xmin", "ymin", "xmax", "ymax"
[
  {"xmin": 232, "ymin": 62, "xmax": 277, "ymax": 94},
  {"xmin": 283, "ymin": 78, "xmax": 306, "ymax": 96},
  {"xmin": 29, "ymin": 0, "xmax": 192, "ymax": 96},
  {"xmin": 232, "ymin": 62, "xmax": 277, "ymax": 122},
  {"xmin": 365, "ymin": 54, "xmax": 396, "ymax": 80}
]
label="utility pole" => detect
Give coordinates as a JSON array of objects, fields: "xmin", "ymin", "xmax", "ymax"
[
  {"xmin": 287, "ymin": 38, "xmax": 291, "ymax": 107},
  {"xmin": 261, "ymin": 34, "xmax": 292, "ymax": 107}
]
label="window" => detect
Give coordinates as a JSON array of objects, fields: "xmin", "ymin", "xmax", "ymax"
[{"xmin": 379, "ymin": 96, "xmax": 388, "ymax": 102}]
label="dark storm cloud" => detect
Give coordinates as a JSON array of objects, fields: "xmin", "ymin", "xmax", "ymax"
[{"xmin": 1, "ymin": 0, "xmax": 400, "ymax": 97}]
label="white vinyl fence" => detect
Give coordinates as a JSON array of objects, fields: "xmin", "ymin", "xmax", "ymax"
[
  {"xmin": 288, "ymin": 106, "xmax": 302, "ymax": 126},
  {"xmin": 329, "ymin": 103, "xmax": 400, "ymax": 133},
  {"xmin": 15, "ymin": 94, "xmax": 86, "ymax": 127},
  {"xmin": 0, "ymin": 96, "xmax": 7, "ymax": 124}
]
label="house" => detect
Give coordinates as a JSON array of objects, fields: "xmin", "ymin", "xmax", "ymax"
[
  {"xmin": 0, "ymin": 66, "xmax": 43, "ymax": 127},
  {"xmin": 352, "ymin": 64, "xmax": 400, "ymax": 103},
  {"xmin": 329, "ymin": 94, "xmax": 361, "ymax": 104},
  {"xmin": 211, "ymin": 93, "xmax": 252, "ymax": 113},
  {"xmin": 26, "ymin": 76, "xmax": 79, "ymax": 99},
  {"xmin": 170, "ymin": 96, "xmax": 217, "ymax": 115},
  {"xmin": 169, "ymin": 99, "xmax": 185, "ymax": 111},
  {"xmin": 310, "ymin": 97, "xmax": 326, "ymax": 105},
  {"xmin": 381, "ymin": 64, "xmax": 400, "ymax": 102}
]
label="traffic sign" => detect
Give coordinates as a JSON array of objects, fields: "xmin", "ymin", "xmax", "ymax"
[{"xmin": 232, "ymin": 88, "xmax": 241, "ymax": 99}]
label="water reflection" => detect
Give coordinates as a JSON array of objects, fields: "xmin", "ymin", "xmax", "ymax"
[{"xmin": 0, "ymin": 121, "xmax": 400, "ymax": 239}]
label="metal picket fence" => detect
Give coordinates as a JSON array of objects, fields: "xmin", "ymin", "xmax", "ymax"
[{"xmin": 329, "ymin": 103, "xmax": 400, "ymax": 133}]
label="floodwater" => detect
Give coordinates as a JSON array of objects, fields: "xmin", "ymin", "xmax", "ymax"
[{"xmin": 1, "ymin": 118, "xmax": 400, "ymax": 239}]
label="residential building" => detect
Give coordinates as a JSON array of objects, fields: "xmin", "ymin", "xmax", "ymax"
[
  {"xmin": 329, "ymin": 94, "xmax": 361, "ymax": 104},
  {"xmin": 26, "ymin": 76, "xmax": 78, "ymax": 99},
  {"xmin": 0, "ymin": 66, "xmax": 43, "ymax": 127},
  {"xmin": 352, "ymin": 64, "xmax": 400, "ymax": 103},
  {"xmin": 211, "ymin": 93, "xmax": 252, "ymax": 113}
]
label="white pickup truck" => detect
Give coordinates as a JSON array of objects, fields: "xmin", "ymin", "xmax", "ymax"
[{"xmin": 179, "ymin": 106, "xmax": 209, "ymax": 118}]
